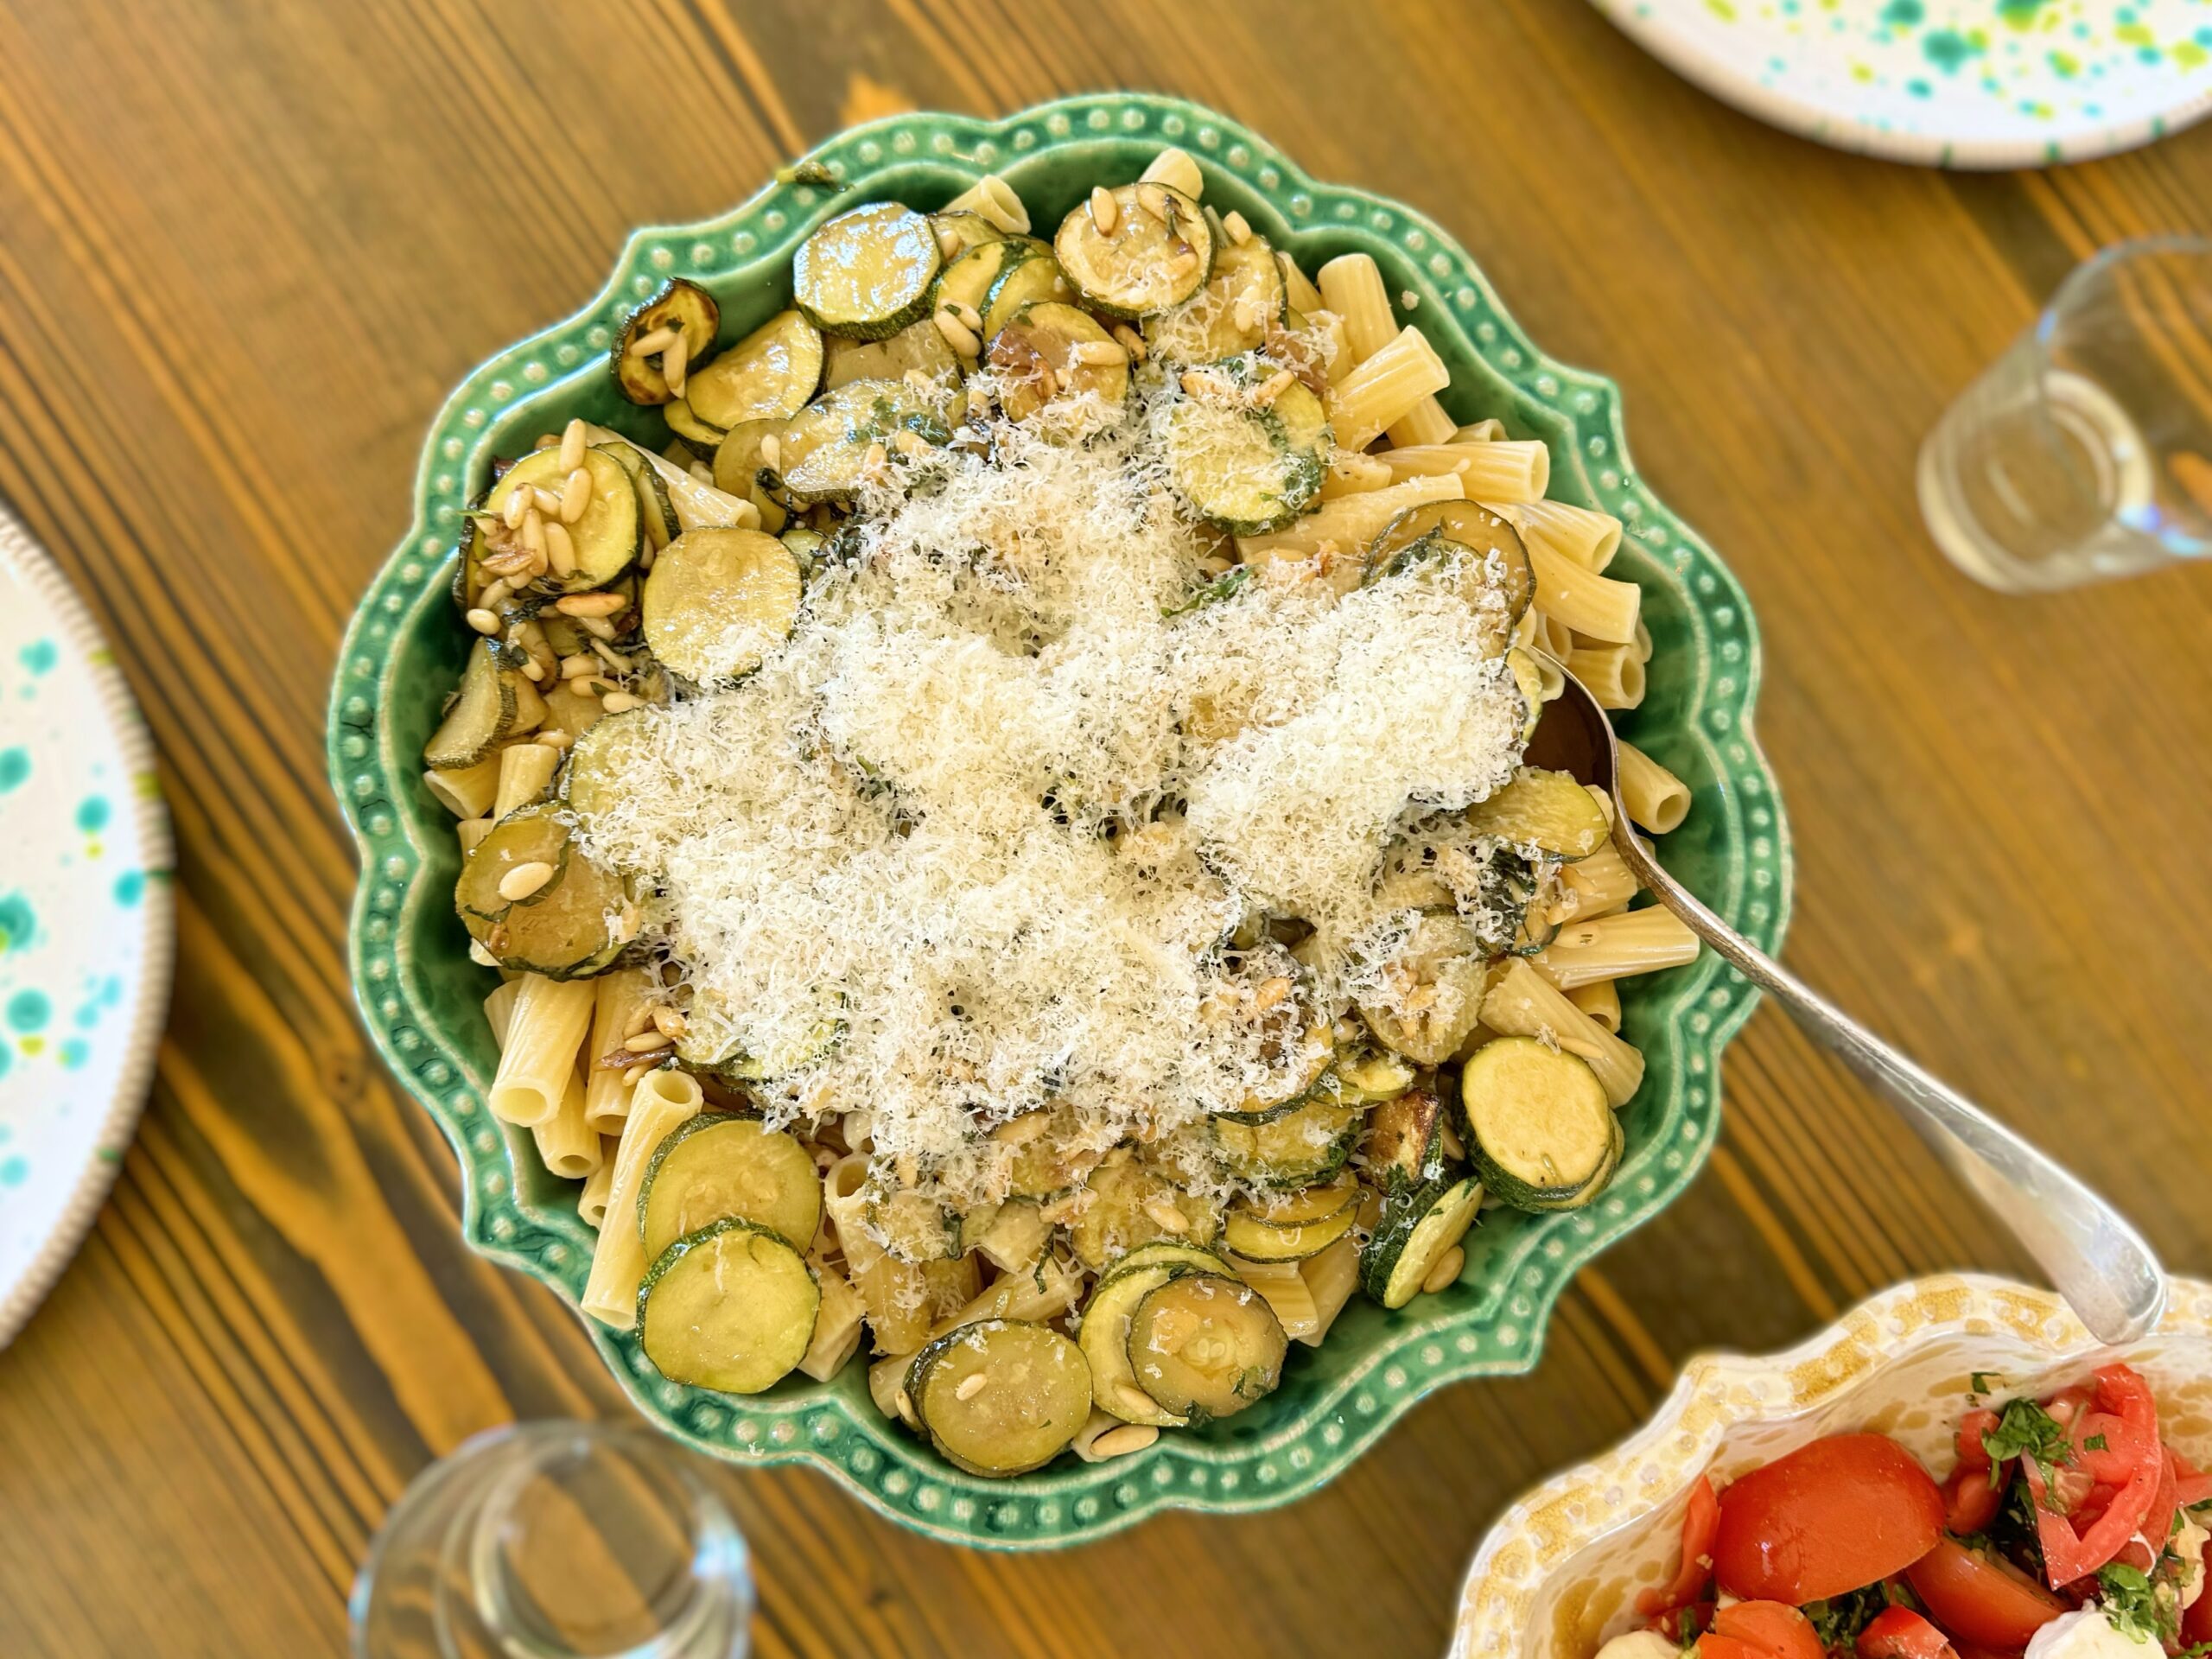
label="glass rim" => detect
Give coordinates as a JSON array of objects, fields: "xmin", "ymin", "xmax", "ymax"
[{"xmin": 2037, "ymin": 232, "xmax": 2212, "ymax": 353}]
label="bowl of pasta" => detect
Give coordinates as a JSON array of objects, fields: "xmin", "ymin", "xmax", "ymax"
[{"xmin": 327, "ymin": 92, "xmax": 1789, "ymax": 1547}]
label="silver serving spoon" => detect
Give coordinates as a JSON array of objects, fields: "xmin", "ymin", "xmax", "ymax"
[{"xmin": 1535, "ymin": 669, "xmax": 2167, "ymax": 1345}]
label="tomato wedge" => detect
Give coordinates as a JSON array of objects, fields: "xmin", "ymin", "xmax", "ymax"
[
  {"xmin": 1941, "ymin": 1465, "xmax": 2001, "ymax": 1535},
  {"xmin": 1711, "ymin": 1435, "xmax": 1944, "ymax": 1602},
  {"xmin": 1699, "ymin": 1602, "xmax": 1822, "ymax": 1659},
  {"xmin": 1638, "ymin": 1474, "xmax": 1720, "ymax": 1618},
  {"xmin": 1857, "ymin": 1607, "xmax": 1960, "ymax": 1659},
  {"xmin": 2020, "ymin": 1365, "xmax": 2162, "ymax": 1586},
  {"xmin": 1904, "ymin": 1538, "xmax": 2064, "ymax": 1647}
]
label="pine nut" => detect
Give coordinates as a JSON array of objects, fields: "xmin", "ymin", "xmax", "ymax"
[
  {"xmin": 1421, "ymin": 1244, "xmax": 1465, "ymax": 1296},
  {"xmin": 895, "ymin": 1389, "xmax": 917, "ymax": 1426},
  {"xmin": 861, "ymin": 441, "xmax": 888, "ymax": 480},
  {"xmin": 1073, "ymin": 340, "xmax": 1125, "ymax": 366},
  {"xmin": 518, "ymin": 658, "xmax": 546, "ymax": 682},
  {"xmin": 1143, "ymin": 1198, "xmax": 1190, "ymax": 1234},
  {"xmin": 558, "ymin": 418, "xmax": 587, "ymax": 473},
  {"xmin": 521, "ymin": 508, "xmax": 545, "ymax": 554},
  {"xmin": 758, "ymin": 432, "xmax": 782, "ymax": 471},
  {"xmin": 622, "ymin": 1061, "xmax": 652, "ymax": 1086},
  {"xmin": 626, "ymin": 325, "xmax": 679, "ymax": 358},
  {"xmin": 1136, "ymin": 183, "xmax": 1171, "ymax": 224},
  {"xmin": 532, "ymin": 485, "xmax": 565, "ymax": 518},
  {"xmin": 1111, "ymin": 324, "xmax": 1147, "ymax": 362},
  {"xmin": 560, "ymin": 467, "xmax": 593, "ymax": 523},
  {"xmin": 543, "ymin": 519, "xmax": 578, "ymax": 578},
  {"xmin": 1222, "ymin": 210, "xmax": 1253, "ymax": 246},
  {"xmin": 1113, "ymin": 1383, "xmax": 1160, "ymax": 1420},
  {"xmin": 1092, "ymin": 1423, "xmax": 1158, "ymax": 1459},
  {"xmin": 1089, "ymin": 185, "xmax": 1119, "ymax": 236},
  {"xmin": 560, "ymin": 653, "xmax": 599, "ymax": 680},
  {"xmin": 497, "ymin": 861, "xmax": 556, "ymax": 901},
  {"xmin": 949, "ymin": 300, "xmax": 983, "ymax": 333},
  {"xmin": 662, "ymin": 334, "xmax": 689, "ymax": 396},
  {"xmin": 589, "ymin": 641, "xmax": 632, "ymax": 675},
  {"xmin": 531, "ymin": 432, "xmax": 560, "ymax": 450},
  {"xmin": 464, "ymin": 607, "xmax": 500, "ymax": 634},
  {"xmin": 479, "ymin": 576, "xmax": 515, "ymax": 610},
  {"xmin": 468, "ymin": 939, "xmax": 500, "ymax": 968},
  {"xmin": 502, "ymin": 489, "xmax": 529, "ymax": 530},
  {"xmin": 1255, "ymin": 370, "xmax": 1295, "ymax": 406},
  {"xmin": 953, "ymin": 1372, "xmax": 987, "ymax": 1402},
  {"xmin": 650, "ymin": 1007, "xmax": 687, "ymax": 1039},
  {"xmin": 554, "ymin": 591, "xmax": 625, "ymax": 616},
  {"xmin": 536, "ymin": 728, "xmax": 574, "ymax": 750},
  {"xmin": 935, "ymin": 224, "xmax": 963, "ymax": 260},
  {"xmin": 623, "ymin": 1030, "xmax": 671, "ymax": 1053},
  {"xmin": 601, "ymin": 691, "xmax": 642, "ymax": 714},
  {"xmin": 934, "ymin": 307, "xmax": 979, "ymax": 358}
]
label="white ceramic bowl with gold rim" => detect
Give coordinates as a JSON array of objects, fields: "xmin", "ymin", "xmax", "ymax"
[{"xmin": 1449, "ymin": 1274, "xmax": 2212, "ymax": 1657}]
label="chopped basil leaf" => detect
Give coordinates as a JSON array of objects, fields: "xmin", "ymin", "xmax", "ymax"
[
  {"xmin": 2085, "ymin": 1433, "xmax": 2109, "ymax": 1452},
  {"xmin": 1804, "ymin": 1585, "xmax": 1896, "ymax": 1645},
  {"xmin": 1972, "ymin": 1370, "xmax": 2001, "ymax": 1395},
  {"xmin": 1982, "ymin": 1397, "xmax": 2074, "ymax": 1484},
  {"xmin": 2098, "ymin": 1560, "xmax": 2177, "ymax": 1643}
]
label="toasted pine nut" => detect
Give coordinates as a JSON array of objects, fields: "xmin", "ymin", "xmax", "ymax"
[
  {"xmin": 1255, "ymin": 975, "xmax": 1292, "ymax": 1008},
  {"xmin": 520, "ymin": 508, "xmax": 545, "ymax": 554},
  {"xmin": 662, "ymin": 334, "xmax": 689, "ymax": 396},
  {"xmin": 1254, "ymin": 370, "xmax": 1295, "ymax": 406},
  {"xmin": 536, "ymin": 728, "xmax": 574, "ymax": 750},
  {"xmin": 1113, "ymin": 1382, "xmax": 1160, "ymax": 1420},
  {"xmin": 623, "ymin": 1030, "xmax": 671, "ymax": 1054},
  {"xmin": 953, "ymin": 1372, "xmax": 987, "ymax": 1402},
  {"xmin": 1072, "ymin": 339, "xmax": 1125, "ymax": 366},
  {"xmin": 626, "ymin": 324, "xmax": 679, "ymax": 358},
  {"xmin": 560, "ymin": 467, "xmax": 592, "ymax": 523},
  {"xmin": 464, "ymin": 607, "xmax": 501, "ymax": 635},
  {"xmin": 497, "ymin": 861, "xmax": 556, "ymax": 901},
  {"xmin": 518, "ymin": 658, "xmax": 546, "ymax": 682},
  {"xmin": 560, "ymin": 653, "xmax": 599, "ymax": 680},
  {"xmin": 948, "ymin": 300, "xmax": 983, "ymax": 333},
  {"xmin": 479, "ymin": 576, "xmax": 515, "ymax": 610},
  {"xmin": 935, "ymin": 224, "xmax": 963, "ymax": 260},
  {"xmin": 589, "ymin": 639, "xmax": 632, "ymax": 672},
  {"xmin": 1421, "ymin": 1244, "xmax": 1466, "ymax": 1296},
  {"xmin": 620, "ymin": 1061, "xmax": 651, "ymax": 1086},
  {"xmin": 601, "ymin": 691, "xmax": 642, "ymax": 714},
  {"xmin": 501, "ymin": 488, "xmax": 529, "ymax": 530},
  {"xmin": 1136, "ymin": 182, "xmax": 1171, "ymax": 224},
  {"xmin": 934, "ymin": 308, "xmax": 980, "ymax": 358},
  {"xmin": 861, "ymin": 441, "xmax": 888, "ymax": 480},
  {"xmin": 1091, "ymin": 1423, "xmax": 1158, "ymax": 1459},
  {"xmin": 1143, "ymin": 1198, "xmax": 1190, "ymax": 1234},
  {"xmin": 558, "ymin": 418, "xmax": 587, "ymax": 473},
  {"xmin": 543, "ymin": 519, "xmax": 578, "ymax": 578},
  {"xmin": 895, "ymin": 1389, "xmax": 917, "ymax": 1426},
  {"xmin": 554, "ymin": 591, "xmax": 626, "ymax": 617},
  {"xmin": 1089, "ymin": 185, "xmax": 1119, "ymax": 236},
  {"xmin": 650, "ymin": 1007, "xmax": 687, "ymax": 1039},
  {"xmin": 1110, "ymin": 323, "xmax": 1147, "ymax": 362},
  {"xmin": 532, "ymin": 485, "xmax": 564, "ymax": 518},
  {"xmin": 1222, "ymin": 209, "xmax": 1252, "ymax": 245}
]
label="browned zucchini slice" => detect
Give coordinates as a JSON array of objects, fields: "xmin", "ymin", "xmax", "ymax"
[
  {"xmin": 984, "ymin": 302, "xmax": 1128, "ymax": 423},
  {"xmin": 613, "ymin": 278, "xmax": 720, "ymax": 405},
  {"xmin": 1053, "ymin": 183, "xmax": 1214, "ymax": 319}
]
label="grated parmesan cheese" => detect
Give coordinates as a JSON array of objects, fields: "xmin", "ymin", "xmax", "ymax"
[{"xmin": 575, "ymin": 377, "xmax": 1527, "ymax": 1214}]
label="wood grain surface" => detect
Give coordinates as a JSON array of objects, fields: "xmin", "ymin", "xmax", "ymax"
[{"xmin": 2, "ymin": 3, "xmax": 2209, "ymax": 1655}]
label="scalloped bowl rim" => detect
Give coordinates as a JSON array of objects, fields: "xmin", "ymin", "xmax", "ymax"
[
  {"xmin": 1451, "ymin": 1273, "xmax": 2212, "ymax": 1655},
  {"xmin": 327, "ymin": 92, "xmax": 1792, "ymax": 1548}
]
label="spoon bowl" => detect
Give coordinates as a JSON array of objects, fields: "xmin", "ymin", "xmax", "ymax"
[{"xmin": 1537, "ymin": 668, "xmax": 2167, "ymax": 1345}]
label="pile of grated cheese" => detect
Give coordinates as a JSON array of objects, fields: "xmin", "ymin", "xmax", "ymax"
[{"xmin": 577, "ymin": 386, "xmax": 1525, "ymax": 1209}]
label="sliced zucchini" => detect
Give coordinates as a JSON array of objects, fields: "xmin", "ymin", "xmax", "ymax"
[
  {"xmin": 1462, "ymin": 767, "xmax": 1611, "ymax": 860},
  {"xmin": 932, "ymin": 237, "xmax": 1041, "ymax": 331},
  {"xmin": 613, "ymin": 277, "xmax": 721, "ymax": 405},
  {"xmin": 637, "ymin": 1219, "xmax": 818, "ymax": 1394},
  {"xmin": 792, "ymin": 201, "xmax": 940, "ymax": 340},
  {"xmin": 1099, "ymin": 1239, "xmax": 1233, "ymax": 1283},
  {"xmin": 781, "ymin": 526, "xmax": 828, "ymax": 575},
  {"xmin": 1162, "ymin": 372, "xmax": 1329, "ymax": 535},
  {"xmin": 1070, "ymin": 1152, "xmax": 1219, "ymax": 1271},
  {"xmin": 771, "ymin": 378, "xmax": 958, "ymax": 505},
  {"xmin": 640, "ymin": 527, "xmax": 803, "ymax": 683},
  {"xmin": 1359, "ymin": 1173, "xmax": 1484, "ymax": 1310},
  {"xmin": 1504, "ymin": 647, "xmax": 1545, "ymax": 743},
  {"xmin": 423, "ymin": 636, "xmax": 520, "ymax": 769},
  {"xmin": 907, "ymin": 1320, "xmax": 1091, "ymax": 1478},
  {"xmin": 1364, "ymin": 500, "xmax": 1534, "ymax": 624},
  {"xmin": 594, "ymin": 441, "xmax": 679, "ymax": 548},
  {"xmin": 1053, "ymin": 182, "xmax": 1214, "ymax": 319},
  {"xmin": 823, "ymin": 313, "xmax": 962, "ymax": 393},
  {"xmin": 984, "ymin": 302, "xmax": 1128, "ymax": 424},
  {"xmin": 662, "ymin": 395, "xmax": 728, "ymax": 455},
  {"xmin": 1126, "ymin": 1271, "xmax": 1285, "ymax": 1421},
  {"xmin": 1459, "ymin": 1036, "xmax": 1615, "ymax": 1211},
  {"xmin": 538, "ymin": 681, "xmax": 605, "ymax": 741},
  {"xmin": 1220, "ymin": 1022, "xmax": 1337, "ymax": 1123},
  {"xmin": 457, "ymin": 806, "xmax": 631, "ymax": 978},
  {"xmin": 454, "ymin": 802, "xmax": 569, "ymax": 922},
  {"xmin": 1211, "ymin": 1090, "xmax": 1363, "ymax": 1189},
  {"xmin": 709, "ymin": 417, "xmax": 791, "ymax": 533},
  {"xmin": 1222, "ymin": 1176, "xmax": 1360, "ymax": 1262},
  {"xmin": 683, "ymin": 1007, "xmax": 846, "ymax": 1084},
  {"xmin": 864, "ymin": 1184, "xmax": 960, "ymax": 1263},
  {"xmin": 561, "ymin": 705, "xmax": 653, "ymax": 827},
  {"xmin": 1334, "ymin": 1046, "xmax": 1419, "ymax": 1104},
  {"xmin": 1522, "ymin": 1115, "xmax": 1624, "ymax": 1213},
  {"xmin": 930, "ymin": 209, "xmax": 1006, "ymax": 258},
  {"xmin": 1078, "ymin": 1261, "xmax": 1192, "ymax": 1427},
  {"xmin": 1357, "ymin": 912, "xmax": 1491, "ymax": 1066},
  {"xmin": 485, "ymin": 448, "xmax": 641, "ymax": 592},
  {"xmin": 979, "ymin": 252, "xmax": 1074, "ymax": 340},
  {"xmin": 989, "ymin": 1103, "xmax": 1100, "ymax": 1200},
  {"xmin": 637, "ymin": 1115, "xmax": 823, "ymax": 1262},
  {"xmin": 683, "ymin": 309, "xmax": 823, "ymax": 429},
  {"xmin": 1146, "ymin": 233, "xmax": 1287, "ymax": 364},
  {"xmin": 1362, "ymin": 1087, "xmax": 1450, "ymax": 1192}
]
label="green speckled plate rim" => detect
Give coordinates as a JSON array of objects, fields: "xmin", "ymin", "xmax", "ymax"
[{"xmin": 327, "ymin": 92, "xmax": 1792, "ymax": 1549}]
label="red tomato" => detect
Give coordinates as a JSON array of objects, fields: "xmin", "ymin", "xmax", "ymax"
[
  {"xmin": 1638, "ymin": 1474, "xmax": 1721, "ymax": 1618},
  {"xmin": 1698, "ymin": 1640, "xmax": 1769, "ymax": 1659},
  {"xmin": 1942, "ymin": 1465, "xmax": 2001, "ymax": 1535},
  {"xmin": 1955, "ymin": 1408, "xmax": 1999, "ymax": 1471},
  {"xmin": 1904, "ymin": 1539, "xmax": 2064, "ymax": 1647},
  {"xmin": 2183, "ymin": 1577, "xmax": 2212, "ymax": 1646},
  {"xmin": 1857, "ymin": 1607, "xmax": 1960, "ymax": 1659},
  {"xmin": 1709, "ymin": 1602, "xmax": 1823, "ymax": 1659},
  {"xmin": 1711, "ymin": 1435, "xmax": 1945, "ymax": 1602}
]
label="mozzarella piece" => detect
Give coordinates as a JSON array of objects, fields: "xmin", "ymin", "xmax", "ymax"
[
  {"xmin": 1594, "ymin": 1633, "xmax": 1680, "ymax": 1659},
  {"xmin": 2024, "ymin": 1608, "xmax": 2155, "ymax": 1658}
]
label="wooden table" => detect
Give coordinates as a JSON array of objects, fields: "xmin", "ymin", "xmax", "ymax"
[{"xmin": 3, "ymin": 3, "xmax": 2210, "ymax": 1654}]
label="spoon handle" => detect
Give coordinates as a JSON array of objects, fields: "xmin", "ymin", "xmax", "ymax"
[{"xmin": 1613, "ymin": 834, "xmax": 2166, "ymax": 1345}]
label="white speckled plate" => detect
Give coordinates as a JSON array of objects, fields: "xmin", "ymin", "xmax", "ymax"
[
  {"xmin": 1592, "ymin": 0, "xmax": 2212, "ymax": 168},
  {"xmin": 1451, "ymin": 1274, "xmax": 2212, "ymax": 1657},
  {"xmin": 0, "ymin": 505, "xmax": 172, "ymax": 1348}
]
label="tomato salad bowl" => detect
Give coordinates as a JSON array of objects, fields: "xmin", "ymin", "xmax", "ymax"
[
  {"xmin": 327, "ymin": 92, "xmax": 1789, "ymax": 1548},
  {"xmin": 1451, "ymin": 1274, "xmax": 2212, "ymax": 1657}
]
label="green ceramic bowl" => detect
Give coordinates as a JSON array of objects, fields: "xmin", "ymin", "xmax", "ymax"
[{"xmin": 328, "ymin": 93, "xmax": 1791, "ymax": 1548}]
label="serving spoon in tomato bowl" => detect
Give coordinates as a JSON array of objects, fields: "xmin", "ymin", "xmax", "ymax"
[{"xmin": 1534, "ymin": 669, "xmax": 2166, "ymax": 1346}]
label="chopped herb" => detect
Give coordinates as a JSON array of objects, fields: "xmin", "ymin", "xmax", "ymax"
[
  {"xmin": 1982, "ymin": 1396, "xmax": 2075, "ymax": 1484},
  {"xmin": 773, "ymin": 161, "xmax": 848, "ymax": 191},
  {"xmin": 2085, "ymin": 1433, "xmax": 2109, "ymax": 1452},
  {"xmin": 1804, "ymin": 1584, "xmax": 1895, "ymax": 1645},
  {"xmin": 1972, "ymin": 1370, "xmax": 2002, "ymax": 1395},
  {"xmin": 2097, "ymin": 1560, "xmax": 2177, "ymax": 1643}
]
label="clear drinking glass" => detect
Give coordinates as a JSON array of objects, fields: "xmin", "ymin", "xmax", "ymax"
[
  {"xmin": 1918, "ymin": 236, "xmax": 2212, "ymax": 592},
  {"xmin": 350, "ymin": 1421, "xmax": 754, "ymax": 1659}
]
